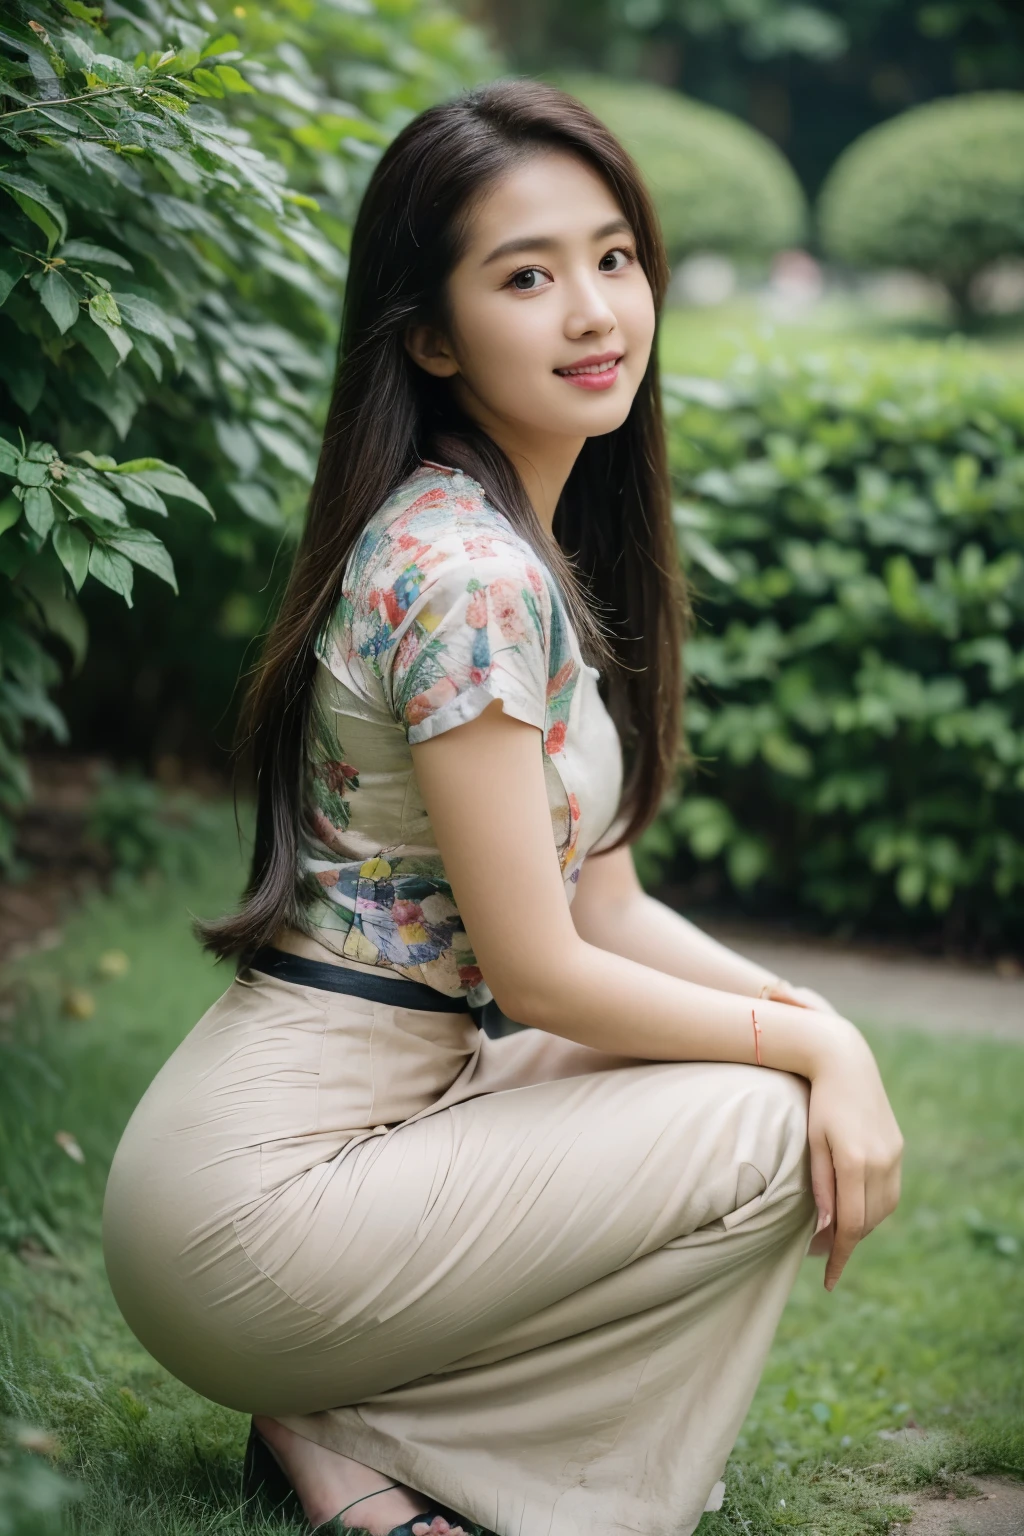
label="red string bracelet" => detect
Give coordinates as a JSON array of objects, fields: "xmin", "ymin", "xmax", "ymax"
[{"xmin": 751, "ymin": 1007, "xmax": 763, "ymax": 1067}]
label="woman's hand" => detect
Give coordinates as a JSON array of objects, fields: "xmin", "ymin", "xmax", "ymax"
[
  {"xmin": 767, "ymin": 978, "xmax": 840, "ymax": 1014},
  {"xmin": 805, "ymin": 1021, "xmax": 904, "ymax": 1289}
]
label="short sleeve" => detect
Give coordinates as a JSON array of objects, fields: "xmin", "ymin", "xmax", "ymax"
[{"xmin": 382, "ymin": 547, "xmax": 553, "ymax": 745}]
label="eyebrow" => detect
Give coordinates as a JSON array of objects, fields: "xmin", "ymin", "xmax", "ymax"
[{"xmin": 480, "ymin": 216, "xmax": 635, "ymax": 267}]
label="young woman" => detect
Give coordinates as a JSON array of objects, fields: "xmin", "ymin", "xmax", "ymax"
[{"xmin": 102, "ymin": 79, "xmax": 903, "ymax": 1536}]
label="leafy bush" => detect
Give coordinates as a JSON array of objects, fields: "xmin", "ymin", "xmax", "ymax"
[
  {"xmin": 550, "ymin": 73, "xmax": 806, "ymax": 264},
  {"xmin": 0, "ymin": 0, "xmax": 325, "ymax": 860},
  {"xmin": 0, "ymin": 0, "xmax": 488, "ymax": 859},
  {"xmin": 818, "ymin": 92, "xmax": 1024, "ymax": 319},
  {"xmin": 85, "ymin": 766, "xmax": 219, "ymax": 881},
  {"xmin": 646, "ymin": 349, "xmax": 1024, "ymax": 949},
  {"xmin": 55, "ymin": 0, "xmax": 488, "ymax": 776}
]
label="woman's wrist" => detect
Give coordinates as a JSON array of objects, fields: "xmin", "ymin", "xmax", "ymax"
[
  {"xmin": 751, "ymin": 996, "xmax": 861, "ymax": 1081},
  {"xmin": 799, "ymin": 1011, "xmax": 868, "ymax": 1080}
]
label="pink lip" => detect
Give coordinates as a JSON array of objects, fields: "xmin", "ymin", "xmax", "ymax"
[{"xmin": 554, "ymin": 351, "xmax": 624, "ymax": 391}]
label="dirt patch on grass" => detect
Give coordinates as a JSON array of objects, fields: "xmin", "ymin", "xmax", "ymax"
[{"xmin": 895, "ymin": 1477, "xmax": 1024, "ymax": 1535}]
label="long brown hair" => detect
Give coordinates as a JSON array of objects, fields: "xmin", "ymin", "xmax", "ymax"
[{"xmin": 198, "ymin": 76, "xmax": 689, "ymax": 962}]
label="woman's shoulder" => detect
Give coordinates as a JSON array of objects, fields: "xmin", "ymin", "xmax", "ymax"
[
  {"xmin": 349, "ymin": 460, "xmax": 539, "ymax": 592},
  {"xmin": 342, "ymin": 460, "xmax": 552, "ymax": 626},
  {"xmin": 319, "ymin": 459, "xmax": 582, "ymax": 743},
  {"xmin": 319, "ymin": 460, "xmax": 563, "ymax": 694}
]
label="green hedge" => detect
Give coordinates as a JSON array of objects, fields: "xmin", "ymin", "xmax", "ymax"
[
  {"xmin": 551, "ymin": 73, "xmax": 805, "ymax": 264},
  {"xmin": 642, "ymin": 349, "xmax": 1024, "ymax": 948},
  {"xmin": 818, "ymin": 92, "xmax": 1024, "ymax": 318}
]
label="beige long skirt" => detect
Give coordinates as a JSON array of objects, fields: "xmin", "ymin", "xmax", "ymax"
[{"xmin": 102, "ymin": 962, "xmax": 816, "ymax": 1536}]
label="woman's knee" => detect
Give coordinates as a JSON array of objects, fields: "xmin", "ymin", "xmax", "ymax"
[
  {"xmin": 701, "ymin": 1064, "xmax": 810, "ymax": 1205},
  {"xmin": 745, "ymin": 1068, "xmax": 812, "ymax": 1211}
]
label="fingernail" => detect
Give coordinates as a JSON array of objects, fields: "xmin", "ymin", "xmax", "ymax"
[{"xmin": 815, "ymin": 1209, "xmax": 832, "ymax": 1235}]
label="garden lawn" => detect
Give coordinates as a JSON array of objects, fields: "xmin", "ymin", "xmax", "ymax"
[
  {"xmin": 0, "ymin": 807, "xmax": 1022, "ymax": 1535},
  {"xmin": 658, "ymin": 297, "xmax": 1024, "ymax": 378}
]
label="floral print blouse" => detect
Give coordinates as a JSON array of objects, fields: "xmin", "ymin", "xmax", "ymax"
[{"xmin": 300, "ymin": 460, "xmax": 627, "ymax": 1007}]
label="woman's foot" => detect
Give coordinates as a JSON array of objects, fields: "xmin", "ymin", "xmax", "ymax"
[{"xmin": 252, "ymin": 1417, "xmax": 470, "ymax": 1536}]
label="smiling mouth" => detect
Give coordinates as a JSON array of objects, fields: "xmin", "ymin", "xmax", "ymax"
[{"xmin": 554, "ymin": 355, "xmax": 623, "ymax": 377}]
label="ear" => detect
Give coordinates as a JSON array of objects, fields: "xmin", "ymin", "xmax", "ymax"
[{"xmin": 404, "ymin": 322, "xmax": 460, "ymax": 379}]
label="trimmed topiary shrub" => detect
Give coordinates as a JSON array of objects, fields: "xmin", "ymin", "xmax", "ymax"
[
  {"xmin": 643, "ymin": 348, "xmax": 1024, "ymax": 952},
  {"xmin": 551, "ymin": 73, "xmax": 806, "ymax": 264},
  {"xmin": 818, "ymin": 92, "xmax": 1024, "ymax": 320}
]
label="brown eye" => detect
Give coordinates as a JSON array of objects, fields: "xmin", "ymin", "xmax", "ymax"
[{"xmin": 599, "ymin": 248, "xmax": 632, "ymax": 273}]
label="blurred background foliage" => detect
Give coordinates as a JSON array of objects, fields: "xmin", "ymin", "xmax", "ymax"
[
  {"xmin": 468, "ymin": 0, "xmax": 1024, "ymax": 194},
  {"xmin": 819, "ymin": 91, "xmax": 1024, "ymax": 323},
  {"xmin": 549, "ymin": 74, "xmax": 806, "ymax": 265},
  {"xmin": 2, "ymin": 0, "xmax": 1024, "ymax": 950}
]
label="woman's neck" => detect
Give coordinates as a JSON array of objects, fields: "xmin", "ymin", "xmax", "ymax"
[{"xmin": 452, "ymin": 383, "xmax": 584, "ymax": 534}]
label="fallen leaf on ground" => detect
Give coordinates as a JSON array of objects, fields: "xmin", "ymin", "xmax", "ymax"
[
  {"xmin": 14, "ymin": 1423, "xmax": 61, "ymax": 1456},
  {"xmin": 97, "ymin": 949, "xmax": 130, "ymax": 979},
  {"xmin": 55, "ymin": 1130, "xmax": 85, "ymax": 1163},
  {"xmin": 62, "ymin": 987, "xmax": 95, "ymax": 1019}
]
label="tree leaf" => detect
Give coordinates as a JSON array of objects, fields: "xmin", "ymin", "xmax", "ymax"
[
  {"xmin": 87, "ymin": 303, "xmax": 133, "ymax": 365},
  {"xmin": 38, "ymin": 267, "xmax": 80, "ymax": 334},
  {"xmin": 59, "ymin": 1, "xmax": 103, "ymax": 23},
  {"xmin": 226, "ymin": 480, "xmax": 282, "ymax": 528},
  {"xmin": 111, "ymin": 292, "xmax": 176, "ymax": 350},
  {"xmin": 17, "ymin": 554, "xmax": 89, "ymax": 669},
  {"xmin": 88, "ymin": 290, "xmax": 121, "ymax": 326},
  {"xmin": 199, "ymin": 33, "xmax": 240, "ymax": 57},
  {"xmin": 88, "ymin": 543, "xmax": 133, "ymax": 605},
  {"xmin": 214, "ymin": 64, "xmax": 254, "ymax": 93},
  {"xmin": 115, "ymin": 474, "xmax": 167, "ymax": 515},
  {"xmin": 75, "ymin": 315, "xmax": 124, "ymax": 376},
  {"xmin": 133, "ymin": 469, "xmax": 214, "ymax": 515},
  {"xmin": 109, "ymin": 457, "xmax": 174, "ymax": 473},
  {"xmin": 190, "ymin": 67, "xmax": 225, "ymax": 97},
  {"xmin": 0, "ymin": 438, "xmax": 20, "ymax": 477},
  {"xmin": 0, "ymin": 350, "xmax": 45, "ymax": 413},
  {"xmin": 73, "ymin": 451, "xmax": 119, "ymax": 471},
  {"xmin": 250, "ymin": 421, "xmax": 315, "ymax": 480},
  {"xmin": 0, "ymin": 247, "xmax": 29, "ymax": 307},
  {"xmin": 62, "ymin": 470, "xmax": 127, "ymax": 522},
  {"xmin": 0, "ymin": 169, "xmax": 67, "ymax": 251},
  {"xmin": 106, "ymin": 528, "xmax": 178, "ymax": 592},
  {"xmin": 0, "ymin": 494, "xmax": 22, "ymax": 537},
  {"xmin": 16, "ymin": 459, "xmax": 49, "ymax": 487},
  {"xmin": 53, "ymin": 522, "xmax": 90, "ymax": 591},
  {"xmin": 130, "ymin": 331, "xmax": 163, "ymax": 381},
  {"xmin": 59, "ymin": 239, "xmax": 133, "ymax": 271},
  {"xmin": 23, "ymin": 486, "xmax": 54, "ymax": 537}
]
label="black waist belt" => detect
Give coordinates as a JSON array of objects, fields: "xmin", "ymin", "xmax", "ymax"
[{"xmin": 247, "ymin": 945, "xmax": 477, "ymax": 1019}]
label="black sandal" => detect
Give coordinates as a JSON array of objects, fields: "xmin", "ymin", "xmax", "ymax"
[{"xmin": 241, "ymin": 1418, "xmax": 476, "ymax": 1535}]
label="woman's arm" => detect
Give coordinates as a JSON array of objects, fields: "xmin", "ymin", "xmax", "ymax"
[
  {"xmin": 570, "ymin": 843, "xmax": 782, "ymax": 996},
  {"xmin": 569, "ymin": 843, "xmax": 837, "ymax": 1013},
  {"xmin": 411, "ymin": 700, "xmax": 903, "ymax": 1291}
]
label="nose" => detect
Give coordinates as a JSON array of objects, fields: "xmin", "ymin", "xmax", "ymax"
[{"xmin": 563, "ymin": 266, "xmax": 617, "ymax": 341}]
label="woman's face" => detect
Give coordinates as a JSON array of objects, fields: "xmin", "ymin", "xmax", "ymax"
[{"xmin": 406, "ymin": 150, "xmax": 657, "ymax": 453}]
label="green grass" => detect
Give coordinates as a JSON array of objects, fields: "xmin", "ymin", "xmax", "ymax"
[
  {"xmin": 658, "ymin": 297, "xmax": 1024, "ymax": 377},
  {"xmin": 1, "ymin": 807, "xmax": 1022, "ymax": 1534}
]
